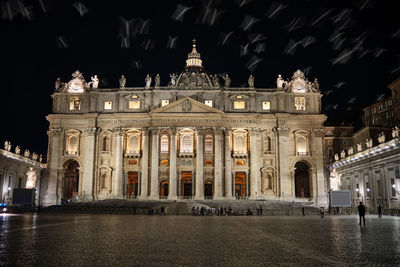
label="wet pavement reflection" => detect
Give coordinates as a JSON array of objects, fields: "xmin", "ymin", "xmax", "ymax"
[{"xmin": 0, "ymin": 213, "xmax": 399, "ymax": 266}]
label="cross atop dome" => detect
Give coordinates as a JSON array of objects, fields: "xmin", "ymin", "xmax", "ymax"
[{"xmin": 185, "ymin": 39, "xmax": 203, "ymax": 69}]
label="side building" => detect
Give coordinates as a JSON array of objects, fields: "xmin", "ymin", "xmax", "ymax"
[{"xmin": 43, "ymin": 42, "xmax": 328, "ymax": 207}]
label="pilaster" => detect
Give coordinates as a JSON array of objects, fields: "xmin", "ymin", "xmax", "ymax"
[
  {"xmin": 169, "ymin": 127, "xmax": 178, "ymax": 199},
  {"xmin": 194, "ymin": 128, "xmax": 204, "ymax": 200},
  {"xmin": 149, "ymin": 128, "xmax": 159, "ymax": 199}
]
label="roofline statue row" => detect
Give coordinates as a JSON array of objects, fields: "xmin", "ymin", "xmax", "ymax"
[{"xmin": 54, "ymin": 41, "xmax": 321, "ymax": 93}]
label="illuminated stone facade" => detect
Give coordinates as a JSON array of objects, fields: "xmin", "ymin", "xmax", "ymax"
[{"xmin": 43, "ymin": 42, "xmax": 328, "ymax": 207}]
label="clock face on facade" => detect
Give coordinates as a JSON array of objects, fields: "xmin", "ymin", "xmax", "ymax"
[
  {"xmin": 68, "ymin": 79, "xmax": 84, "ymax": 93},
  {"xmin": 292, "ymin": 79, "xmax": 306, "ymax": 93}
]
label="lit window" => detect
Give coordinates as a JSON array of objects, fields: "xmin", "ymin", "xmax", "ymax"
[
  {"xmin": 104, "ymin": 101, "xmax": 112, "ymax": 110},
  {"xmin": 236, "ymin": 160, "xmax": 245, "ymax": 165},
  {"xmin": 161, "ymin": 100, "xmax": 169, "ymax": 107},
  {"xmin": 131, "ymin": 95, "xmax": 138, "ymax": 99},
  {"xmin": 161, "ymin": 160, "xmax": 169, "ymax": 165},
  {"xmin": 294, "ymin": 97, "xmax": 306, "ymax": 111},
  {"xmin": 68, "ymin": 135, "xmax": 78, "ymax": 154},
  {"xmin": 205, "ymin": 100, "xmax": 213, "ymax": 107},
  {"xmin": 129, "ymin": 135, "xmax": 139, "ymax": 152},
  {"xmin": 205, "ymin": 160, "xmax": 213, "ymax": 166},
  {"xmin": 236, "ymin": 95, "xmax": 243, "ymax": 99},
  {"xmin": 297, "ymin": 136, "xmax": 307, "ymax": 155},
  {"xmin": 160, "ymin": 135, "xmax": 169, "ymax": 153},
  {"xmin": 262, "ymin": 101, "xmax": 271, "ymax": 110},
  {"xmin": 234, "ymin": 101, "xmax": 245, "ymax": 109},
  {"xmin": 204, "ymin": 135, "xmax": 213, "ymax": 153},
  {"xmin": 69, "ymin": 97, "xmax": 81, "ymax": 110},
  {"xmin": 129, "ymin": 101, "xmax": 140, "ymax": 109},
  {"xmin": 128, "ymin": 160, "xmax": 137, "ymax": 165}
]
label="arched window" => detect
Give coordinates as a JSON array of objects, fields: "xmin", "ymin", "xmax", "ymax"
[
  {"xmin": 235, "ymin": 135, "xmax": 245, "ymax": 153},
  {"xmin": 68, "ymin": 135, "xmax": 78, "ymax": 153},
  {"xmin": 297, "ymin": 136, "xmax": 307, "ymax": 155},
  {"xmin": 160, "ymin": 135, "xmax": 169, "ymax": 153},
  {"xmin": 204, "ymin": 135, "xmax": 213, "ymax": 153},
  {"xmin": 182, "ymin": 135, "xmax": 192, "ymax": 152},
  {"xmin": 129, "ymin": 135, "xmax": 139, "ymax": 152},
  {"xmin": 264, "ymin": 136, "xmax": 271, "ymax": 152},
  {"xmin": 102, "ymin": 136, "xmax": 110, "ymax": 151}
]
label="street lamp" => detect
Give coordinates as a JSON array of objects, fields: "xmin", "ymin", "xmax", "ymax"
[{"xmin": 367, "ymin": 188, "xmax": 370, "ymax": 192}]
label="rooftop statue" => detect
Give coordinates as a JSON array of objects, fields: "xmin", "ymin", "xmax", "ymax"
[
  {"xmin": 357, "ymin": 143, "xmax": 362, "ymax": 152},
  {"xmin": 90, "ymin": 75, "xmax": 99, "ymax": 89},
  {"xmin": 276, "ymin": 74, "xmax": 284, "ymax": 88},
  {"xmin": 223, "ymin": 74, "xmax": 231, "ymax": 88},
  {"xmin": 334, "ymin": 153, "xmax": 339, "ymax": 161},
  {"xmin": 4, "ymin": 141, "xmax": 11, "ymax": 151},
  {"xmin": 348, "ymin": 146, "xmax": 353, "ymax": 155},
  {"xmin": 392, "ymin": 126, "xmax": 399, "ymax": 138},
  {"xmin": 365, "ymin": 138, "xmax": 373, "ymax": 148},
  {"xmin": 119, "ymin": 75, "xmax": 126, "ymax": 88},
  {"xmin": 32, "ymin": 153, "xmax": 38, "ymax": 160},
  {"xmin": 213, "ymin": 75, "xmax": 221, "ymax": 88},
  {"xmin": 248, "ymin": 75, "xmax": 254, "ymax": 88},
  {"xmin": 24, "ymin": 149, "xmax": 30, "ymax": 158},
  {"xmin": 378, "ymin": 132, "xmax": 385, "ymax": 144},
  {"xmin": 145, "ymin": 74, "xmax": 152, "ymax": 89},
  {"xmin": 15, "ymin": 145, "xmax": 20, "ymax": 155},
  {"xmin": 169, "ymin": 73, "xmax": 177, "ymax": 86},
  {"xmin": 155, "ymin": 74, "xmax": 161, "ymax": 87},
  {"xmin": 340, "ymin": 150, "xmax": 345, "ymax": 159},
  {"xmin": 55, "ymin": 77, "xmax": 63, "ymax": 91},
  {"xmin": 39, "ymin": 154, "xmax": 43, "ymax": 163}
]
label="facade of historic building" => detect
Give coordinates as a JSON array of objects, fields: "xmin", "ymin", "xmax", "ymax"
[
  {"xmin": 329, "ymin": 127, "xmax": 400, "ymax": 209},
  {"xmin": 43, "ymin": 42, "xmax": 328, "ymax": 207},
  {"xmin": 0, "ymin": 143, "xmax": 46, "ymax": 205}
]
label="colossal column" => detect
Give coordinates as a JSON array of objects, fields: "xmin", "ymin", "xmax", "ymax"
[
  {"xmin": 82, "ymin": 127, "xmax": 97, "ymax": 201},
  {"xmin": 44, "ymin": 128, "xmax": 63, "ymax": 205},
  {"xmin": 169, "ymin": 127, "xmax": 177, "ymax": 199},
  {"xmin": 224, "ymin": 128, "xmax": 233, "ymax": 199},
  {"xmin": 273, "ymin": 126, "xmax": 290, "ymax": 198},
  {"xmin": 313, "ymin": 128, "xmax": 328, "ymax": 206},
  {"xmin": 194, "ymin": 129, "xmax": 204, "ymax": 199},
  {"xmin": 214, "ymin": 128, "xmax": 223, "ymax": 199},
  {"xmin": 149, "ymin": 128, "xmax": 159, "ymax": 199},
  {"xmin": 112, "ymin": 128, "xmax": 124, "ymax": 198},
  {"xmin": 139, "ymin": 128, "xmax": 149, "ymax": 199},
  {"xmin": 249, "ymin": 128, "xmax": 260, "ymax": 199}
]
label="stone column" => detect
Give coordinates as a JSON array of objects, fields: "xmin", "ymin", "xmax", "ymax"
[
  {"xmin": 249, "ymin": 128, "xmax": 260, "ymax": 199},
  {"xmin": 194, "ymin": 129, "xmax": 204, "ymax": 200},
  {"xmin": 82, "ymin": 127, "xmax": 97, "ymax": 201},
  {"xmin": 169, "ymin": 128, "xmax": 178, "ymax": 199},
  {"xmin": 273, "ymin": 127, "xmax": 290, "ymax": 198},
  {"xmin": 313, "ymin": 128, "xmax": 328, "ymax": 207},
  {"xmin": 214, "ymin": 129, "xmax": 223, "ymax": 199},
  {"xmin": 224, "ymin": 129, "xmax": 233, "ymax": 199},
  {"xmin": 149, "ymin": 128, "xmax": 159, "ymax": 199},
  {"xmin": 112, "ymin": 128, "xmax": 124, "ymax": 198},
  {"xmin": 139, "ymin": 128, "xmax": 149, "ymax": 199},
  {"xmin": 43, "ymin": 128, "xmax": 63, "ymax": 206}
]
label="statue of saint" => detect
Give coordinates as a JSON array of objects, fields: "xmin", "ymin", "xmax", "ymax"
[
  {"xmin": 169, "ymin": 73, "xmax": 177, "ymax": 86},
  {"xmin": 15, "ymin": 145, "xmax": 20, "ymax": 154},
  {"xmin": 91, "ymin": 75, "xmax": 99, "ymax": 89},
  {"xmin": 348, "ymin": 146, "xmax": 353, "ymax": 155},
  {"xmin": 4, "ymin": 140, "xmax": 8, "ymax": 150},
  {"xmin": 223, "ymin": 74, "xmax": 231, "ymax": 88},
  {"xmin": 39, "ymin": 154, "xmax": 43, "ymax": 163},
  {"xmin": 248, "ymin": 75, "xmax": 255, "ymax": 88},
  {"xmin": 340, "ymin": 150, "xmax": 346, "ymax": 159},
  {"xmin": 334, "ymin": 154, "xmax": 339, "ymax": 161},
  {"xmin": 365, "ymin": 138, "xmax": 373, "ymax": 148},
  {"xmin": 276, "ymin": 74, "xmax": 284, "ymax": 88},
  {"xmin": 119, "ymin": 75, "xmax": 126, "ymax": 88},
  {"xmin": 24, "ymin": 149, "xmax": 30, "ymax": 158},
  {"xmin": 312, "ymin": 78, "xmax": 320, "ymax": 90},
  {"xmin": 357, "ymin": 143, "xmax": 362, "ymax": 152},
  {"xmin": 26, "ymin": 167, "xmax": 36, "ymax": 189},
  {"xmin": 155, "ymin": 74, "xmax": 160, "ymax": 87},
  {"xmin": 145, "ymin": 74, "xmax": 152, "ymax": 88},
  {"xmin": 213, "ymin": 75, "xmax": 221, "ymax": 88},
  {"xmin": 392, "ymin": 126, "xmax": 399, "ymax": 138},
  {"xmin": 55, "ymin": 77, "xmax": 63, "ymax": 91},
  {"xmin": 197, "ymin": 73, "xmax": 204, "ymax": 86},
  {"xmin": 378, "ymin": 132, "xmax": 385, "ymax": 143}
]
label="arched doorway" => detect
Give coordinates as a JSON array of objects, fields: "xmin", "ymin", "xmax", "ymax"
[
  {"xmin": 204, "ymin": 181, "xmax": 213, "ymax": 198},
  {"xmin": 160, "ymin": 180, "xmax": 168, "ymax": 198},
  {"xmin": 181, "ymin": 171, "xmax": 192, "ymax": 197},
  {"xmin": 64, "ymin": 160, "xmax": 79, "ymax": 199},
  {"xmin": 294, "ymin": 161, "xmax": 311, "ymax": 198},
  {"xmin": 235, "ymin": 172, "xmax": 246, "ymax": 198}
]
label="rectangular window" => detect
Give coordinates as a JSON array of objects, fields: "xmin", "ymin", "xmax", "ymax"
[
  {"xmin": 262, "ymin": 101, "xmax": 271, "ymax": 110},
  {"xmin": 104, "ymin": 101, "xmax": 112, "ymax": 110},
  {"xmin": 161, "ymin": 100, "xmax": 169, "ymax": 107},
  {"xmin": 128, "ymin": 160, "xmax": 137, "ymax": 165},
  {"xmin": 391, "ymin": 178, "xmax": 396, "ymax": 197},
  {"xmin": 234, "ymin": 101, "xmax": 245, "ymax": 109},
  {"xmin": 69, "ymin": 97, "xmax": 81, "ymax": 110},
  {"xmin": 205, "ymin": 160, "xmax": 213, "ymax": 166},
  {"xmin": 204, "ymin": 100, "xmax": 213, "ymax": 107},
  {"xmin": 129, "ymin": 101, "xmax": 140, "ymax": 109},
  {"xmin": 294, "ymin": 97, "xmax": 306, "ymax": 111},
  {"xmin": 161, "ymin": 160, "xmax": 169, "ymax": 165}
]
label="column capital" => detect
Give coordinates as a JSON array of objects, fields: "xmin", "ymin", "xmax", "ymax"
[
  {"xmin": 141, "ymin": 127, "xmax": 150, "ymax": 136},
  {"xmin": 83, "ymin": 127, "xmax": 98, "ymax": 136},
  {"xmin": 196, "ymin": 127, "xmax": 207, "ymax": 136},
  {"xmin": 213, "ymin": 127, "xmax": 223, "ymax": 135},
  {"xmin": 113, "ymin": 127, "xmax": 124, "ymax": 136},
  {"xmin": 248, "ymin": 127, "xmax": 261, "ymax": 136},
  {"xmin": 313, "ymin": 128, "xmax": 325, "ymax": 137},
  {"xmin": 51, "ymin": 128, "xmax": 63, "ymax": 136},
  {"xmin": 169, "ymin": 127, "xmax": 178, "ymax": 135},
  {"xmin": 149, "ymin": 127, "xmax": 160, "ymax": 135},
  {"xmin": 272, "ymin": 127, "xmax": 290, "ymax": 137}
]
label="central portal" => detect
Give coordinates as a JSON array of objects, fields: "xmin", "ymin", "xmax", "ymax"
[
  {"xmin": 127, "ymin": 172, "xmax": 139, "ymax": 197},
  {"xmin": 235, "ymin": 172, "xmax": 246, "ymax": 198},
  {"xmin": 181, "ymin": 171, "xmax": 192, "ymax": 197}
]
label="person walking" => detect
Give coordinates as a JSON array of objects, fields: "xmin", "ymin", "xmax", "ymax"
[
  {"xmin": 358, "ymin": 202, "xmax": 366, "ymax": 225},
  {"xmin": 320, "ymin": 207, "xmax": 324, "ymax": 218},
  {"xmin": 377, "ymin": 204, "xmax": 382, "ymax": 218}
]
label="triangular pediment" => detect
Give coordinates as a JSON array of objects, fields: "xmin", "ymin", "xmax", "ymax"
[{"xmin": 150, "ymin": 97, "xmax": 223, "ymax": 114}]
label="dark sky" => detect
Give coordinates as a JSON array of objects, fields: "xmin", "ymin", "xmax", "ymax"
[{"xmin": 0, "ymin": 0, "xmax": 399, "ymax": 157}]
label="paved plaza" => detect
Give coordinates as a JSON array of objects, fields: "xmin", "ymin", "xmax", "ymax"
[{"xmin": 0, "ymin": 213, "xmax": 399, "ymax": 266}]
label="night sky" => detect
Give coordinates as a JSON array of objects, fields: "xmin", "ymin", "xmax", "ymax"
[{"xmin": 0, "ymin": 0, "xmax": 399, "ymax": 158}]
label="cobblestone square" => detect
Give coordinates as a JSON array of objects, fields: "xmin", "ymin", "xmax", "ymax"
[{"xmin": 0, "ymin": 213, "xmax": 399, "ymax": 266}]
